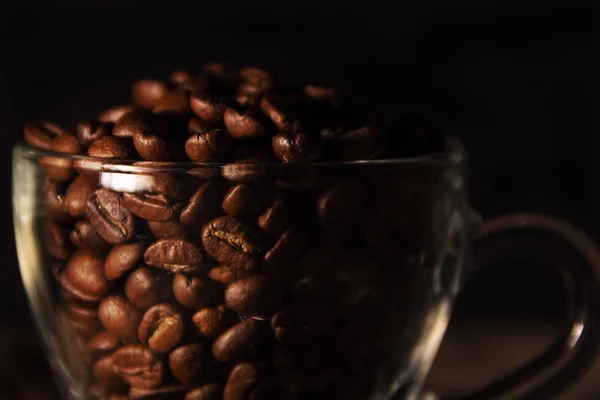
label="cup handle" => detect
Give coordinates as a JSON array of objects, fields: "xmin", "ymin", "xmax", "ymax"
[{"xmin": 456, "ymin": 213, "xmax": 600, "ymax": 400}]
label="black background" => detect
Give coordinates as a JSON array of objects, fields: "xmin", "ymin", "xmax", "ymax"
[{"xmin": 0, "ymin": 0, "xmax": 596, "ymax": 394}]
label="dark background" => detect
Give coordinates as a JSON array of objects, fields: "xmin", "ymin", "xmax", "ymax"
[{"xmin": 0, "ymin": 0, "xmax": 596, "ymax": 397}]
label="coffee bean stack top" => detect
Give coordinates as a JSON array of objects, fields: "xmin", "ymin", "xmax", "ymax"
[{"xmin": 25, "ymin": 64, "xmax": 445, "ymax": 400}]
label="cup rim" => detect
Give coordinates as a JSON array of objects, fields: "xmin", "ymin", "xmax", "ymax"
[{"xmin": 14, "ymin": 136, "xmax": 466, "ymax": 173}]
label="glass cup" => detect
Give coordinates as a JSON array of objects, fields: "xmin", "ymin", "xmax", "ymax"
[{"xmin": 12, "ymin": 138, "xmax": 600, "ymax": 400}]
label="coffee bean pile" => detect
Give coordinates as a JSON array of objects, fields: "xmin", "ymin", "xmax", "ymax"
[{"xmin": 25, "ymin": 64, "xmax": 445, "ymax": 400}]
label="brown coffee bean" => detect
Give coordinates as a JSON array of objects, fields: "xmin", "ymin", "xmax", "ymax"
[
  {"xmin": 98, "ymin": 105, "xmax": 137, "ymax": 124},
  {"xmin": 212, "ymin": 319, "xmax": 269, "ymax": 363},
  {"xmin": 65, "ymin": 303, "xmax": 102, "ymax": 334},
  {"xmin": 152, "ymin": 91, "xmax": 190, "ymax": 116},
  {"xmin": 190, "ymin": 94, "xmax": 228, "ymax": 123},
  {"xmin": 221, "ymin": 152, "xmax": 279, "ymax": 184},
  {"xmin": 98, "ymin": 295, "xmax": 143, "ymax": 343},
  {"xmin": 113, "ymin": 109, "xmax": 165, "ymax": 139},
  {"xmin": 43, "ymin": 180, "xmax": 72, "ymax": 222},
  {"xmin": 239, "ymin": 67, "xmax": 273, "ymax": 94},
  {"xmin": 138, "ymin": 303, "xmax": 184, "ymax": 354},
  {"xmin": 125, "ymin": 267, "xmax": 172, "ymax": 309},
  {"xmin": 123, "ymin": 193, "xmax": 183, "ymax": 222},
  {"xmin": 221, "ymin": 184, "xmax": 272, "ymax": 217},
  {"xmin": 263, "ymin": 229, "xmax": 309, "ymax": 281},
  {"xmin": 39, "ymin": 156, "xmax": 75, "ymax": 182},
  {"xmin": 112, "ymin": 344, "xmax": 165, "ymax": 389},
  {"xmin": 223, "ymin": 107, "xmax": 265, "ymax": 139},
  {"xmin": 60, "ymin": 249, "xmax": 109, "ymax": 304},
  {"xmin": 271, "ymin": 304, "xmax": 331, "ymax": 345},
  {"xmin": 86, "ymin": 189, "xmax": 136, "ymax": 245},
  {"xmin": 202, "ymin": 216, "xmax": 263, "ymax": 271},
  {"xmin": 180, "ymin": 181, "xmax": 228, "ymax": 227},
  {"xmin": 73, "ymin": 158, "xmax": 105, "ymax": 178},
  {"xmin": 147, "ymin": 220, "xmax": 187, "ymax": 239},
  {"xmin": 65, "ymin": 175, "xmax": 97, "ymax": 217},
  {"xmin": 272, "ymin": 131, "xmax": 321, "ymax": 164},
  {"xmin": 257, "ymin": 195, "xmax": 292, "ymax": 236},
  {"xmin": 93, "ymin": 355, "xmax": 128, "ymax": 395},
  {"xmin": 87, "ymin": 331, "xmax": 121, "ymax": 360},
  {"xmin": 185, "ymin": 383, "xmax": 223, "ymax": 400},
  {"xmin": 225, "ymin": 276, "xmax": 282, "ymax": 318},
  {"xmin": 330, "ymin": 125, "xmax": 384, "ymax": 161},
  {"xmin": 168, "ymin": 343, "xmax": 212, "ymax": 386},
  {"xmin": 124, "ymin": 172, "xmax": 194, "ymax": 201},
  {"xmin": 24, "ymin": 121, "xmax": 64, "ymax": 150},
  {"xmin": 193, "ymin": 304, "xmax": 238, "ymax": 339},
  {"xmin": 70, "ymin": 220, "xmax": 110, "ymax": 253},
  {"xmin": 144, "ymin": 239, "xmax": 205, "ymax": 273},
  {"xmin": 223, "ymin": 363, "xmax": 259, "ymax": 400},
  {"xmin": 133, "ymin": 130, "xmax": 186, "ymax": 161},
  {"xmin": 173, "ymin": 274, "xmax": 220, "ymax": 310},
  {"xmin": 208, "ymin": 266, "xmax": 252, "ymax": 285},
  {"xmin": 132, "ymin": 80, "xmax": 168, "ymax": 109},
  {"xmin": 185, "ymin": 129, "xmax": 232, "ymax": 163},
  {"xmin": 104, "ymin": 241, "xmax": 147, "ymax": 280},
  {"xmin": 77, "ymin": 119, "xmax": 112, "ymax": 149},
  {"xmin": 88, "ymin": 136, "xmax": 134, "ymax": 159},
  {"xmin": 129, "ymin": 384, "xmax": 187, "ymax": 400},
  {"xmin": 45, "ymin": 221, "xmax": 72, "ymax": 261},
  {"xmin": 317, "ymin": 178, "xmax": 366, "ymax": 236}
]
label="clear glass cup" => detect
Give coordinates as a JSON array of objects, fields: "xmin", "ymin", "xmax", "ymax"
[{"xmin": 12, "ymin": 138, "xmax": 600, "ymax": 400}]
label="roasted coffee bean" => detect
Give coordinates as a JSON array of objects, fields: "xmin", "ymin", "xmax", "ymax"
[
  {"xmin": 73, "ymin": 158, "xmax": 105, "ymax": 178},
  {"xmin": 221, "ymin": 184, "xmax": 272, "ymax": 217},
  {"xmin": 132, "ymin": 80, "xmax": 168, "ymax": 109},
  {"xmin": 221, "ymin": 153, "xmax": 278, "ymax": 184},
  {"xmin": 93, "ymin": 355, "xmax": 128, "ymax": 395},
  {"xmin": 262, "ymin": 228, "xmax": 308, "ymax": 280},
  {"xmin": 239, "ymin": 67, "xmax": 273, "ymax": 94},
  {"xmin": 223, "ymin": 107, "xmax": 265, "ymax": 139},
  {"xmin": 39, "ymin": 156, "xmax": 76, "ymax": 182},
  {"xmin": 77, "ymin": 120, "xmax": 112, "ymax": 149},
  {"xmin": 223, "ymin": 362, "xmax": 259, "ymax": 400},
  {"xmin": 112, "ymin": 344, "xmax": 165, "ymax": 389},
  {"xmin": 202, "ymin": 216, "xmax": 263, "ymax": 271},
  {"xmin": 65, "ymin": 175, "xmax": 97, "ymax": 217},
  {"xmin": 272, "ymin": 131, "xmax": 321, "ymax": 164},
  {"xmin": 60, "ymin": 249, "xmax": 109, "ymax": 304},
  {"xmin": 190, "ymin": 94, "xmax": 228, "ymax": 123},
  {"xmin": 147, "ymin": 220, "xmax": 187, "ymax": 239},
  {"xmin": 129, "ymin": 384, "xmax": 187, "ymax": 400},
  {"xmin": 98, "ymin": 295, "xmax": 143, "ymax": 343},
  {"xmin": 304, "ymin": 84, "xmax": 340, "ymax": 107},
  {"xmin": 225, "ymin": 276, "xmax": 282, "ymax": 318},
  {"xmin": 144, "ymin": 239, "xmax": 205, "ymax": 273},
  {"xmin": 133, "ymin": 172, "xmax": 194, "ymax": 201},
  {"xmin": 173, "ymin": 274, "xmax": 220, "ymax": 310},
  {"xmin": 125, "ymin": 267, "xmax": 172, "ymax": 309},
  {"xmin": 98, "ymin": 105, "xmax": 136, "ymax": 124},
  {"xmin": 185, "ymin": 129, "xmax": 232, "ymax": 163},
  {"xmin": 185, "ymin": 383, "xmax": 223, "ymax": 400},
  {"xmin": 180, "ymin": 181, "xmax": 228, "ymax": 227},
  {"xmin": 88, "ymin": 136, "xmax": 133, "ymax": 159},
  {"xmin": 168, "ymin": 343, "xmax": 212, "ymax": 386},
  {"xmin": 152, "ymin": 91, "xmax": 190, "ymax": 116},
  {"xmin": 330, "ymin": 125, "xmax": 384, "ymax": 161},
  {"xmin": 123, "ymin": 193, "xmax": 183, "ymax": 222},
  {"xmin": 193, "ymin": 304, "xmax": 238, "ymax": 339},
  {"xmin": 43, "ymin": 180, "xmax": 72, "ymax": 222},
  {"xmin": 257, "ymin": 195, "xmax": 292, "ymax": 236},
  {"xmin": 104, "ymin": 241, "xmax": 147, "ymax": 280},
  {"xmin": 138, "ymin": 303, "xmax": 185, "ymax": 354},
  {"xmin": 113, "ymin": 109, "xmax": 165, "ymax": 139},
  {"xmin": 65, "ymin": 303, "xmax": 102, "ymax": 334},
  {"xmin": 86, "ymin": 189, "xmax": 136, "ymax": 245},
  {"xmin": 45, "ymin": 221, "xmax": 72, "ymax": 261},
  {"xmin": 133, "ymin": 130, "xmax": 186, "ymax": 161},
  {"xmin": 317, "ymin": 178, "xmax": 366, "ymax": 236},
  {"xmin": 208, "ymin": 266, "xmax": 252, "ymax": 285},
  {"xmin": 24, "ymin": 121, "xmax": 64, "ymax": 150},
  {"xmin": 259, "ymin": 95, "xmax": 300, "ymax": 132},
  {"xmin": 188, "ymin": 117, "xmax": 213, "ymax": 135},
  {"xmin": 87, "ymin": 331, "xmax": 121, "ymax": 360},
  {"xmin": 212, "ymin": 318, "xmax": 270, "ymax": 362},
  {"xmin": 271, "ymin": 304, "xmax": 331, "ymax": 344},
  {"xmin": 70, "ymin": 220, "xmax": 110, "ymax": 253}
]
